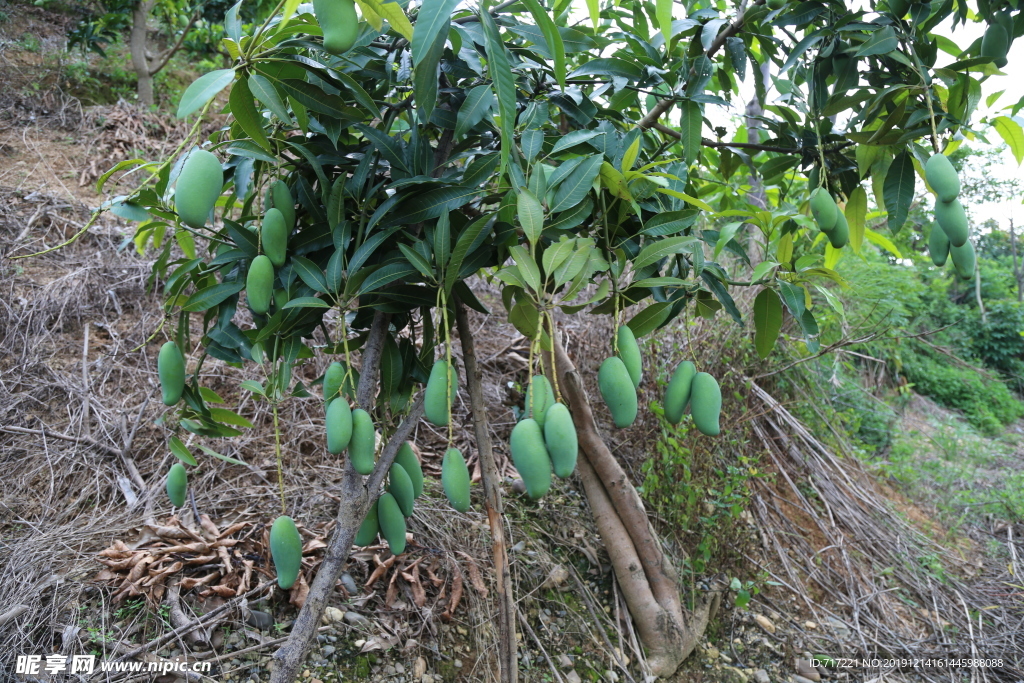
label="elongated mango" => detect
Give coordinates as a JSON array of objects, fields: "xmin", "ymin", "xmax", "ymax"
[
  {"xmin": 395, "ymin": 442, "xmax": 423, "ymax": 498},
  {"xmin": 935, "ymin": 199, "xmax": 969, "ymax": 247},
  {"xmin": 261, "ymin": 207, "xmax": 288, "ymax": 268},
  {"xmin": 377, "ymin": 492, "xmax": 406, "ymax": 555},
  {"xmin": 326, "ymin": 398, "xmax": 353, "ymax": 454},
  {"xmin": 925, "ymin": 154, "xmax": 960, "ymax": 203},
  {"xmin": 324, "ymin": 361, "xmax": 358, "ymax": 403},
  {"xmin": 690, "ymin": 372, "xmax": 722, "ymax": 436},
  {"xmin": 389, "ymin": 463, "xmax": 415, "ymax": 517},
  {"xmin": 664, "ymin": 360, "xmax": 696, "ymax": 425},
  {"xmin": 313, "ymin": 0, "xmax": 359, "ymax": 55},
  {"xmin": 247, "ymin": 255, "xmax": 274, "ymax": 314},
  {"xmin": 929, "ymin": 222, "xmax": 949, "ymax": 266},
  {"xmin": 617, "ymin": 325, "xmax": 643, "ymax": 388},
  {"xmin": 158, "ymin": 341, "xmax": 186, "ymax": 406},
  {"xmin": 166, "ymin": 463, "xmax": 187, "ymax": 507},
  {"xmin": 354, "ymin": 498, "xmax": 379, "ymax": 546},
  {"xmin": 175, "ymin": 149, "xmax": 222, "ymax": 229},
  {"xmin": 510, "ymin": 418, "xmax": 552, "ymax": 499},
  {"xmin": 982, "ymin": 23, "xmax": 1010, "ymax": 67},
  {"xmin": 349, "ymin": 408, "xmax": 375, "ymax": 475},
  {"xmin": 825, "ymin": 209, "xmax": 849, "ymax": 249},
  {"xmin": 950, "ymin": 240, "xmax": 976, "ymax": 279},
  {"xmin": 598, "ymin": 356, "xmax": 638, "ymax": 428},
  {"xmin": 271, "ymin": 180, "xmax": 296, "ymax": 232},
  {"xmin": 543, "ymin": 402, "xmax": 577, "ymax": 479},
  {"xmin": 525, "ymin": 374, "xmax": 555, "ymax": 426},
  {"xmin": 441, "ymin": 447, "xmax": 471, "ymax": 512},
  {"xmin": 424, "ymin": 359, "xmax": 457, "ymax": 426},
  {"xmin": 809, "ymin": 188, "xmax": 838, "ymax": 232},
  {"xmin": 270, "ymin": 515, "xmax": 303, "ymax": 589}
]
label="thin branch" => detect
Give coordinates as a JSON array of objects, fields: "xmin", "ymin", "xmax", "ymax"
[
  {"xmin": 749, "ymin": 333, "xmax": 883, "ymax": 380},
  {"xmin": 0, "ymin": 424, "xmax": 122, "ymax": 457},
  {"xmin": 652, "ymin": 121, "xmax": 855, "ymax": 155},
  {"xmin": 149, "ymin": 9, "xmax": 201, "ymax": 75}
]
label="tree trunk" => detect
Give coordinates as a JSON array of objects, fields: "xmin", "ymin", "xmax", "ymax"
[
  {"xmin": 130, "ymin": 0, "xmax": 156, "ymax": 106},
  {"xmin": 1010, "ymin": 218, "xmax": 1022, "ymax": 302},
  {"xmin": 551, "ymin": 334, "xmax": 720, "ymax": 677},
  {"xmin": 454, "ymin": 299, "xmax": 517, "ymax": 683}
]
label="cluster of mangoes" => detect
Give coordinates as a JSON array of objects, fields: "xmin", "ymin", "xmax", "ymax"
[
  {"xmin": 510, "ymin": 374, "xmax": 579, "ymax": 499},
  {"xmin": 353, "ymin": 442, "xmax": 427, "ymax": 556},
  {"xmin": 598, "ymin": 326, "xmax": 722, "ymax": 436},
  {"xmin": 248, "ymin": 181, "xmax": 296, "ymax": 315},
  {"xmin": 809, "ymin": 188, "xmax": 850, "ymax": 249},
  {"xmin": 925, "ymin": 153, "xmax": 976, "ymax": 279}
]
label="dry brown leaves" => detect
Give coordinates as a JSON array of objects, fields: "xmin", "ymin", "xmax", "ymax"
[{"xmin": 92, "ymin": 514, "xmax": 327, "ymax": 607}]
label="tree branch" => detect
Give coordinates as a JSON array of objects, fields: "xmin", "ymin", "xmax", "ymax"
[
  {"xmin": 652, "ymin": 122, "xmax": 854, "ymax": 156},
  {"xmin": 148, "ymin": 8, "xmax": 201, "ymax": 76},
  {"xmin": 356, "ymin": 311, "xmax": 391, "ymax": 409}
]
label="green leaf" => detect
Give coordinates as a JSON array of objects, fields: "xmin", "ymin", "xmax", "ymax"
[
  {"xmin": 713, "ymin": 221, "xmax": 743, "ymax": 261},
  {"xmin": 517, "ymin": 189, "xmax": 545, "ymax": 244},
  {"xmin": 291, "ymin": 256, "xmax": 329, "ymax": 293},
  {"xmin": 753, "ymin": 288, "xmax": 783, "ymax": 359},
  {"xmin": 356, "ymin": 124, "xmax": 411, "ymax": 174},
  {"xmin": 481, "ymin": 10, "xmax": 516, "ymax": 177},
  {"xmin": 845, "ymin": 186, "xmax": 867, "ymax": 253},
  {"xmin": 509, "ymin": 244, "xmax": 542, "ymax": 292},
  {"xmin": 240, "ymin": 379, "xmax": 267, "ymax": 397},
  {"xmin": 445, "ymin": 214, "xmax": 491, "ymax": 293},
  {"xmin": 550, "ymin": 155, "xmax": 603, "ymax": 212},
  {"xmin": 359, "ymin": 263, "xmax": 417, "ymax": 294},
  {"xmin": 177, "ymin": 69, "xmax": 235, "ymax": 118},
  {"xmin": 359, "ymin": 0, "xmax": 414, "ymax": 40},
  {"xmin": 412, "ymin": 0, "xmax": 459, "ymax": 123},
  {"xmin": 520, "ymin": 0, "xmax": 566, "ymax": 90},
  {"xmin": 392, "ymin": 186, "xmax": 481, "ymax": 224},
  {"xmin": 97, "ymin": 159, "xmax": 150, "ymax": 193},
  {"xmin": 777, "ymin": 280, "xmax": 805, "ymax": 320},
  {"xmin": 568, "ymin": 58, "xmax": 644, "ymax": 81},
  {"xmin": 864, "ymin": 227, "xmax": 903, "ymax": 258},
  {"xmin": 585, "ymin": 0, "xmax": 599, "ymax": 28},
  {"xmin": 882, "ymin": 151, "xmax": 915, "ymax": 233},
  {"xmin": 455, "ymin": 85, "xmax": 494, "ymax": 138},
  {"xmin": 209, "ymin": 407, "xmax": 255, "ymax": 428},
  {"xmin": 248, "ymin": 73, "xmax": 291, "ymax": 122},
  {"xmin": 168, "ymin": 436, "xmax": 198, "ymax": 466},
  {"xmin": 434, "ymin": 212, "xmax": 451, "ymax": 267},
  {"xmin": 621, "ymin": 136, "xmax": 641, "ymax": 172},
  {"xmin": 626, "ymin": 302, "xmax": 672, "ymax": 337},
  {"xmin": 196, "ymin": 443, "xmax": 248, "ymax": 466},
  {"xmin": 278, "ymin": 0, "xmax": 301, "ymax": 30},
  {"xmin": 657, "ymin": 0, "xmax": 673, "ymax": 44},
  {"xmin": 278, "ymin": 79, "xmax": 359, "ymax": 121},
  {"xmin": 399, "ymin": 243, "xmax": 437, "ymax": 280},
  {"xmin": 182, "ymin": 282, "xmax": 245, "ymax": 312},
  {"xmin": 282, "ymin": 297, "xmax": 332, "ymax": 309},
  {"xmin": 335, "ymin": 71, "xmax": 379, "ymax": 117},
  {"xmin": 229, "ymin": 78, "xmax": 272, "ymax": 153},
  {"xmin": 679, "ymin": 100, "xmax": 703, "ymax": 166},
  {"xmin": 856, "ymin": 26, "xmax": 898, "ymax": 57},
  {"xmin": 992, "ymin": 115, "xmax": 1024, "ymax": 165},
  {"xmin": 542, "ymin": 238, "xmax": 576, "ymax": 276},
  {"xmin": 633, "ymin": 235, "xmax": 697, "ymax": 271}
]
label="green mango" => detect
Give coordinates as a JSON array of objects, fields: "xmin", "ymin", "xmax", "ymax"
[
  {"xmin": 809, "ymin": 188, "xmax": 838, "ymax": 232},
  {"xmin": 377, "ymin": 493, "xmax": 406, "ymax": 555},
  {"xmin": 598, "ymin": 356, "xmax": 638, "ymax": 428},
  {"xmin": 158, "ymin": 341, "xmax": 186, "ymax": 406},
  {"xmin": 271, "ymin": 180, "xmax": 296, "ymax": 231},
  {"xmin": 982, "ymin": 23, "xmax": 1010, "ymax": 67},
  {"xmin": 270, "ymin": 515, "xmax": 303, "ymax": 589},
  {"xmin": 664, "ymin": 360, "xmax": 696, "ymax": 425},
  {"xmin": 388, "ymin": 463, "xmax": 416, "ymax": 517},
  {"xmin": 324, "ymin": 361, "xmax": 358, "ymax": 403},
  {"xmin": 354, "ymin": 498, "xmax": 379, "ymax": 546},
  {"xmin": 950, "ymin": 240, "xmax": 977, "ymax": 279},
  {"xmin": 166, "ymin": 463, "xmax": 187, "ymax": 507},
  {"xmin": 925, "ymin": 153, "xmax": 960, "ymax": 203},
  {"xmin": 825, "ymin": 209, "xmax": 849, "ymax": 249},
  {"xmin": 616, "ymin": 325, "xmax": 642, "ymax": 388},
  {"xmin": 175, "ymin": 149, "xmax": 222, "ymax": 229},
  {"xmin": 261, "ymin": 207, "xmax": 288, "ymax": 267},
  {"xmin": 928, "ymin": 222, "xmax": 949, "ymax": 266},
  {"xmin": 888, "ymin": 0, "xmax": 911, "ymax": 16},
  {"xmin": 395, "ymin": 442, "xmax": 423, "ymax": 498},
  {"xmin": 326, "ymin": 398, "xmax": 353, "ymax": 454},
  {"xmin": 247, "ymin": 255, "xmax": 275, "ymax": 315},
  {"xmin": 349, "ymin": 408, "xmax": 375, "ymax": 475},
  {"xmin": 313, "ymin": 0, "xmax": 360, "ymax": 55},
  {"xmin": 524, "ymin": 374, "xmax": 555, "ymax": 426},
  {"xmin": 441, "ymin": 447, "xmax": 471, "ymax": 512},
  {"xmin": 543, "ymin": 402, "xmax": 577, "ymax": 479},
  {"xmin": 935, "ymin": 198, "xmax": 969, "ymax": 247},
  {"xmin": 424, "ymin": 359, "xmax": 457, "ymax": 426},
  {"xmin": 690, "ymin": 372, "xmax": 722, "ymax": 436},
  {"xmin": 510, "ymin": 418, "xmax": 552, "ymax": 499}
]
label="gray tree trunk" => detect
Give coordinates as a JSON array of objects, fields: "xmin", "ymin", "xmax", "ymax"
[{"xmin": 130, "ymin": 0, "xmax": 157, "ymax": 106}]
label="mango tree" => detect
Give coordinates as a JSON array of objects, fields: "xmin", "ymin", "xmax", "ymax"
[{"xmin": 71, "ymin": 0, "xmax": 1024, "ymax": 677}]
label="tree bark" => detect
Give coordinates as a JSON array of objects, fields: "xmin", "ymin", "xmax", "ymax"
[
  {"xmin": 130, "ymin": 0, "xmax": 157, "ymax": 106},
  {"xmin": 551, "ymin": 334, "xmax": 719, "ymax": 677},
  {"xmin": 1010, "ymin": 218, "xmax": 1022, "ymax": 302},
  {"xmin": 454, "ymin": 299, "xmax": 517, "ymax": 683}
]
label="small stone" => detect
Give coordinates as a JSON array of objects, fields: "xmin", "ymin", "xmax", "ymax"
[
  {"xmin": 395, "ymin": 664, "xmax": 405, "ymax": 674},
  {"xmin": 322, "ymin": 607, "xmax": 345, "ymax": 625},
  {"xmin": 421, "ymin": 677, "xmax": 432, "ymax": 683},
  {"xmin": 340, "ymin": 573, "xmax": 359, "ymax": 594},
  {"xmin": 512, "ymin": 479, "xmax": 527, "ymax": 495},
  {"xmin": 794, "ymin": 677, "xmax": 818, "ymax": 683},
  {"xmin": 565, "ymin": 672, "xmax": 582, "ymax": 683},
  {"xmin": 604, "ymin": 670, "xmax": 618, "ymax": 683},
  {"xmin": 453, "ymin": 659, "xmax": 463, "ymax": 669},
  {"xmin": 511, "ymin": 541, "xmax": 526, "ymax": 553},
  {"xmin": 345, "ymin": 611, "xmax": 371, "ymax": 627},
  {"xmin": 753, "ymin": 670, "xmax": 770, "ymax": 683},
  {"xmin": 794, "ymin": 658, "xmax": 821, "ymax": 682},
  {"xmin": 705, "ymin": 645, "xmax": 720, "ymax": 660},
  {"xmin": 542, "ymin": 566, "xmax": 570, "ymax": 589},
  {"xmin": 322, "ymin": 646, "xmax": 335, "ymax": 657},
  {"xmin": 804, "ymin": 621, "xmax": 818, "ymax": 630},
  {"xmin": 557, "ymin": 654, "xmax": 573, "ymax": 670},
  {"xmin": 385, "ymin": 665, "xmax": 396, "ymax": 675},
  {"xmin": 246, "ymin": 609, "xmax": 275, "ymax": 630},
  {"xmin": 753, "ymin": 614, "xmax": 776, "ymax": 634},
  {"xmin": 456, "ymin": 626, "xmax": 468, "ymax": 636},
  {"xmin": 719, "ymin": 665, "xmax": 748, "ymax": 683},
  {"xmin": 302, "ymin": 671, "xmax": 311, "ymax": 679},
  {"xmin": 413, "ymin": 658, "xmax": 427, "ymax": 678}
]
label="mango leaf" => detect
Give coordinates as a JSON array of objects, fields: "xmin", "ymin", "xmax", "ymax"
[
  {"xmin": 412, "ymin": 0, "xmax": 459, "ymax": 122},
  {"xmin": 657, "ymin": 0, "xmax": 673, "ymax": 43},
  {"xmin": 248, "ymin": 73, "xmax": 291, "ymax": 122},
  {"xmin": 550, "ymin": 155, "xmax": 603, "ymax": 212},
  {"xmin": 359, "ymin": 263, "xmax": 417, "ymax": 294},
  {"xmin": 633, "ymin": 235, "xmax": 697, "ymax": 271},
  {"xmin": 568, "ymin": 58, "xmax": 643, "ymax": 80},
  {"xmin": 177, "ymin": 68, "xmax": 234, "ymax": 118},
  {"xmin": 586, "ymin": 0, "xmax": 599, "ymax": 28},
  {"xmin": 291, "ymin": 256, "xmax": 329, "ymax": 293},
  {"xmin": 481, "ymin": 10, "xmax": 516, "ymax": 176},
  {"xmin": 520, "ymin": 0, "xmax": 565, "ymax": 90},
  {"xmin": 229, "ymin": 78, "xmax": 272, "ymax": 153},
  {"xmin": 679, "ymin": 100, "xmax": 704, "ymax": 166},
  {"xmin": 845, "ymin": 186, "xmax": 867, "ymax": 253},
  {"xmin": 992, "ymin": 115, "xmax": 1024, "ymax": 164},
  {"xmin": 882, "ymin": 151, "xmax": 915, "ymax": 233},
  {"xmin": 627, "ymin": 302, "xmax": 672, "ymax": 337},
  {"xmin": 777, "ymin": 280, "xmax": 805, "ymax": 320},
  {"xmin": 455, "ymin": 85, "xmax": 494, "ymax": 138},
  {"xmin": 753, "ymin": 288, "xmax": 783, "ymax": 359},
  {"xmin": 282, "ymin": 297, "xmax": 332, "ymax": 309},
  {"xmin": 182, "ymin": 282, "xmax": 245, "ymax": 312},
  {"xmin": 856, "ymin": 26, "xmax": 897, "ymax": 57},
  {"xmin": 359, "ymin": 0, "xmax": 414, "ymax": 40},
  {"xmin": 168, "ymin": 436, "xmax": 198, "ymax": 466},
  {"xmin": 391, "ymin": 186, "xmax": 481, "ymax": 224},
  {"xmin": 518, "ymin": 189, "xmax": 545, "ymax": 244},
  {"xmin": 864, "ymin": 227, "xmax": 903, "ymax": 258},
  {"xmin": 445, "ymin": 214, "xmax": 492, "ymax": 294},
  {"xmin": 510, "ymin": 245, "xmax": 542, "ymax": 292}
]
